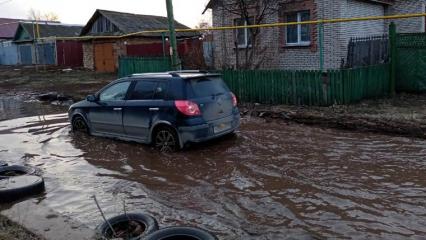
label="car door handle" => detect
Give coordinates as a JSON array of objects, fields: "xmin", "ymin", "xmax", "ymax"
[
  {"xmin": 149, "ymin": 108, "xmax": 160, "ymax": 111},
  {"xmin": 113, "ymin": 108, "xmax": 122, "ymax": 111}
]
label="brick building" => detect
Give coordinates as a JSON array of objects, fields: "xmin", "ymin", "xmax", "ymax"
[{"xmin": 204, "ymin": 0, "xmax": 426, "ymax": 70}]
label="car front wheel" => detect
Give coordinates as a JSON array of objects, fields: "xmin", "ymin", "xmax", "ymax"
[{"xmin": 72, "ymin": 115, "xmax": 89, "ymax": 134}]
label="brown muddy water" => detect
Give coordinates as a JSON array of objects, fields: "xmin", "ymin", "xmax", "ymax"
[{"xmin": 0, "ymin": 96, "xmax": 425, "ymax": 239}]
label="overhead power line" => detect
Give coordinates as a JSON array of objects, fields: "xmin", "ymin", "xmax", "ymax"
[{"xmin": 37, "ymin": 12, "xmax": 426, "ymax": 41}]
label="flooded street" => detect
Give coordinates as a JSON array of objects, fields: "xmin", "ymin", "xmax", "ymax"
[{"xmin": 0, "ymin": 97, "xmax": 425, "ymax": 239}]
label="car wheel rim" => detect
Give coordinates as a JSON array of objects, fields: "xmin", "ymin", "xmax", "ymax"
[
  {"xmin": 155, "ymin": 130, "xmax": 176, "ymax": 152},
  {"xmin": 73, "ymin": 118, "xmax": 87, "ymax": 132}
]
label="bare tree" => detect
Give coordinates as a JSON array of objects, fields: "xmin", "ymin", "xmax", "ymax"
[
  {"xmin": 28, "ymin": 8, "xmax": 60, "ymax": 21},
  {"xmin": 196, "ymin": 19, "xmax": 213, "ymax": 37},
  {"xmin": 218, "ymin": 0, "xmax": 278, "ymax": 69}
]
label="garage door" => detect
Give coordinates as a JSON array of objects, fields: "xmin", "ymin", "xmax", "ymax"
[{"xmin": 95, "ymin": 43, "xmax": 115, "ymax": 72}]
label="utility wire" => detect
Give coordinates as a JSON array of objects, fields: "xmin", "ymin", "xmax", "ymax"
[{"xmin": 1, "ymin": 12, "xmax": 426, "ymax": 41}]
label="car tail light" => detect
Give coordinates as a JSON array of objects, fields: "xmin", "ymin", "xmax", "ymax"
[
  {"xmin": 175, "ymin": 100, "xmax": 201, "ymax": 116},
  {"xmin": 231, "ymin": 92, "xmax": 238, "ymax": 107}
]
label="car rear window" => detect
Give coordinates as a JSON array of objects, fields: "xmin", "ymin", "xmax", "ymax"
[{"xmin": 187, "ymin": 77, "xmax": 230, "ymax": 98}]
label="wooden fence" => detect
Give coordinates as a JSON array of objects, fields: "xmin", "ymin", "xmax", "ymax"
[
  {"xmin": 395, "ymin": 32, "xmax": 426, "ymax": 92},
  {"xmin": 118, "ymin": 57, "xmax": 171, "ymax": 78},
  {"xmin": 118, "ymin": 56, "xmax": 390, "ymax": 106},
  {"xmin": 222, "ymin": 64, "xmax": 390, "ymax": 106}
]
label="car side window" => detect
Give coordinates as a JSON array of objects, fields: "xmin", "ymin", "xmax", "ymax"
[
  {"xmin": 130, "ymin": 81, "xmax": 157, "ymax": 100},
  {"xmin": 99, "ymin": 81, "xmax": 131, "ymax": 101}
]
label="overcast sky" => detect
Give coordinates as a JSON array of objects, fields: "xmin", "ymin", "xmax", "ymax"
[{"xmin": 0, "ymin": 0, "xmax": 212, "ymax": 27}]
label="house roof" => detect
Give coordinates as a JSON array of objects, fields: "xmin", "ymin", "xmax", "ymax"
[
  {"xmin": 14, "ymin": 22, "xmax": 83, "ymax": 41},
  {"xmin": 80, "ymin": 9, "xmax": 198, "ymax": 38},
  {"xmin": 202, "ymin": 0, "xmax": 218, "ymax": 14},
  {"xmin": 0, "ymin": 18, "xmax": 23, "ymax": 39}
]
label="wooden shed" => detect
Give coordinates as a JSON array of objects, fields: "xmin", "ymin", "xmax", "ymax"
[{"xmin": 80, "ymin": 9, "xmax": 200, "ymax": 72}]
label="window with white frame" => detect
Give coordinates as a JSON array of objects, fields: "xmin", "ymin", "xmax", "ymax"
[
  {"xmin": 286, "ymin": 11, "xmax": 311, "ymax": 46},
  {"xmin": 235, "ymin": 17, "xmax": 254, "ymax": 48}
]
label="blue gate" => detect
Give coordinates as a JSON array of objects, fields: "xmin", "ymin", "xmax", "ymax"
[
  {"xmin": 19, "ymin": 45, "xmax": 33, "ymax": 65},
  {"xmin": 0, "ymin": 42, "xmax": 19, "ymax": 65},
  {"xmin": 36, "ymin": 43, "xmax": 56, "ymax": 65}
]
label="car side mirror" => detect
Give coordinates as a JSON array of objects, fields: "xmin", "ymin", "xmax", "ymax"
[{"xmin": 86, "ymin": 95, "xmax": 97, "ymax": 102}]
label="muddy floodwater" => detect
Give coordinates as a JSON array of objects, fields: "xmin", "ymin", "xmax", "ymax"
[{"xmin": 0, "ymin": 96, "xmax": 425, "ymax": 239}]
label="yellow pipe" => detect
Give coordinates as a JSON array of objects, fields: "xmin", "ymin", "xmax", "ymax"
[{"xmin": 43, "ymin": 12, "xmax": 426, "ymax": 41}]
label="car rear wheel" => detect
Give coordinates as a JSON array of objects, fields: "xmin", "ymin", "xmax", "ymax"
[
  {"xmin": 72, "ymin": 115, "xmax": 89, "ymax": 133},
  {"xmin": 153, "ymin": 126, "xmax": 179, "ymax": 152}
]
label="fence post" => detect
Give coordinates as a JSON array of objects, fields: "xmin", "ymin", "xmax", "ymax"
[{"xmin": 389, "ymin": 22, "xmax": 397, "ymax": 96}]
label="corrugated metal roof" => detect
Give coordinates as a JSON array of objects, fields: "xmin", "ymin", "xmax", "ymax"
[
  {"xmin": 16, "ymin": 22, "xmax": 83, "ymax": 41},
  {"xmin": 0, "ymin": 18, "xmax": 22, "ymax": 39},
  {"xmin": 81, "ymin": 9, "xmax": 199, "ymax": 38}
]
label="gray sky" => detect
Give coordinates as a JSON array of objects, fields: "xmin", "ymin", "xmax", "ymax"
[{"xmin": 0, "ymin": 0, "xmax": 212, "ymax": 27}]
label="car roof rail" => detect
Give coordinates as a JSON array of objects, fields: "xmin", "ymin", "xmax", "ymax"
[
  {"xmin": 168, "ymin": 70, "xmax": 210, "ymax": 77},
  {"xmin": 128, "ymin": 71, "xmax": 217, "ymax": 79}
]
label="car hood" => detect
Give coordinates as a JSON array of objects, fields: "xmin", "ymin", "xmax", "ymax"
[{"xmin": 70, "ymin": 100, "xmax": 91, "ymax": 109}]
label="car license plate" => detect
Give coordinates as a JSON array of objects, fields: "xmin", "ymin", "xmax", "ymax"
[{"xmin": 214, "ymin": 122, "xmax": 231, "ymax": 134}]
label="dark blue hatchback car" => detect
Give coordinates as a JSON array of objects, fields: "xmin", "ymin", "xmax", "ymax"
[{"xmin": 68, "ymin": 71, "xmax": 240, "ymax": 151}]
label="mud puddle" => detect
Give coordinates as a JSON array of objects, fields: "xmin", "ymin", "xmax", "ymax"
[
  {"xmin": 0, "ymin": 95, "xmax": 64, "ymax": 121},
  {"xmin": 0, "ymin": 98, "xmax": 425, "ymax": 239}
]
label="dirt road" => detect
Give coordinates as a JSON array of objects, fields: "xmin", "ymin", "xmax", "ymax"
[{"xmin": 0, "ymin": 96, "xmax": 425, "ymax": 239}]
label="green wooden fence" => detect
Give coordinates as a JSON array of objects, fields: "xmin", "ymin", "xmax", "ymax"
[
  {"xmin": 118, "ymin": 56, "xmax": 390, "ymax": 106},
  {"xmin": 395, "ymin": 32, "xmax": 426, "ymax": 92},
  {"xmin": 119, "ymin": 57, "xmax": 171, "ymax": 78},
  {"xmin": 222, "ymin": 64, "xmax": 390, "ymax": 106}
]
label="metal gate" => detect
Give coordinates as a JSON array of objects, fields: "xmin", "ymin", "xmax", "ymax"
[
  {"xmin": 19, "ymin": 45, "xmax": 33, "ymax": 65},
  {"xmin": 57, "ymin": 41, "xmax": 83, "ymax": 67},
  {"xmin": 36, "ymin": 43, "xmax": 56, "ymax": 65},
  {"xmin": 0, "ymin": 41, "xmax": 19, "ymax": 65},
  {"xmin": 396, "ymin": 33, "xmax": 426, "ymax": 92}
]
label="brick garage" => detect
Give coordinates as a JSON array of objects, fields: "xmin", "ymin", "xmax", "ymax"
[
  {"xmin": 82, "ymin": 38, "xmax": 162, "ymax": 72},
  {"xmin": 80, "ymin": 9, "xmax": 198, "ymax": 72}
]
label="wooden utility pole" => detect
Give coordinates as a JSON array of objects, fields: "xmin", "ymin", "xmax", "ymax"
[{"xmin": 166, "ymin": 0, "xmax": 181, "ymax": 70}]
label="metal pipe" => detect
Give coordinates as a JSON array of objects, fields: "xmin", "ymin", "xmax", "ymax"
[{"xmin": 38, "ymin": 12, "xmax": 426, "ymax": 41}]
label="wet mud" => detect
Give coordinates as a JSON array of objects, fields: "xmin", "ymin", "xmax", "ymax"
[{"xmin": 0, "ymin": 98, "xmax": 425, "ymax": 239}]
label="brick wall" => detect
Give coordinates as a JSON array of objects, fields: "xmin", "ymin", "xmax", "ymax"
[
  {"xmin": 387, "ymin": 0, "xmax": 426, "ymax": 33},
  {"xmin": 82, "ymin": 42, "xmax": 94, "ymax": 70},
  {"xmin": 210, "ymin": 0, "xmax": 425, "ymax": 70}
]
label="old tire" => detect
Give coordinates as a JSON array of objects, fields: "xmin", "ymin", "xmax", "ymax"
[
  {"xmin": 72, "ymin": 115, "xmax": 89, "ymax": 133},
  {"xmin": 153, "ymin": 126, "xmax": 179, "ymax": 152},
  {"xmin": 0, "ymin": 175, "xmax": 45, "ymax": 203},
  {"xmin": 97, "ymin": 213, "xmax": 158, "ymax": 240},
  {"xmin": 0, "ymin": 165, "xmax": 36, "ymax": 179},
  {"xmin": 144, "ymin": 226, "xmax": 218, "ymax": 240}
]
